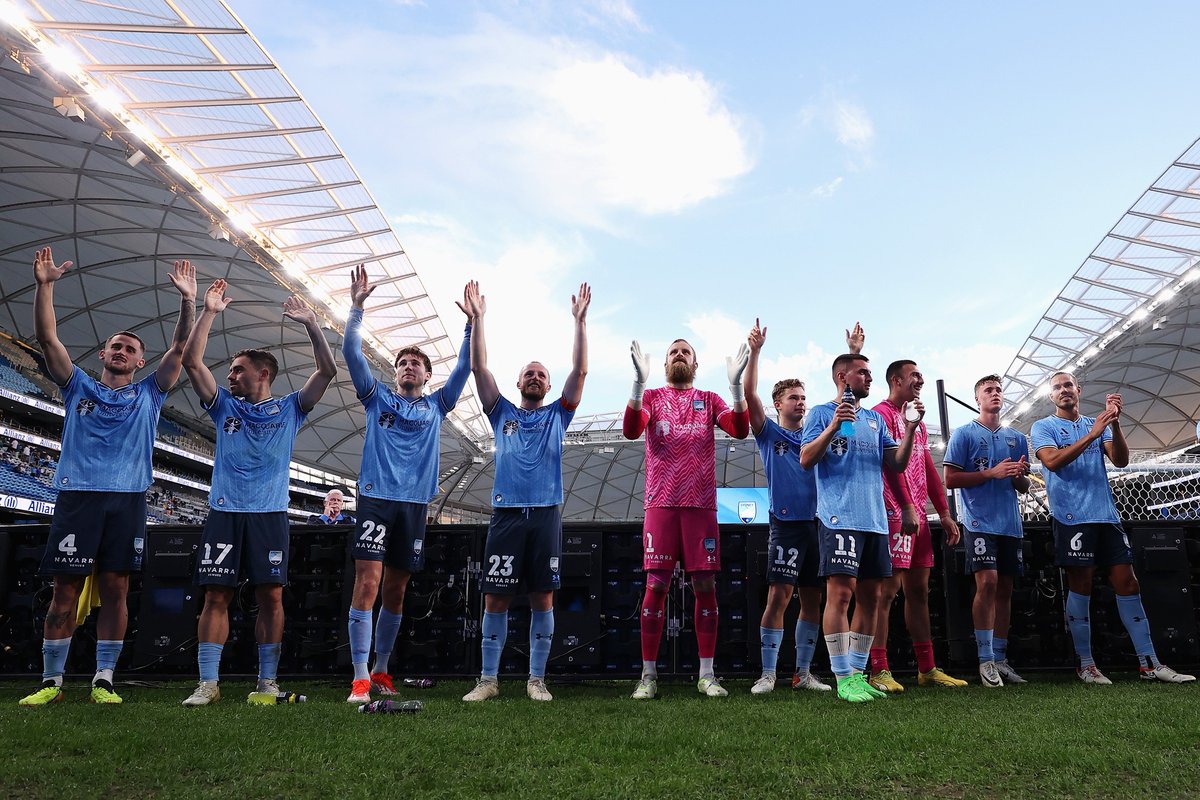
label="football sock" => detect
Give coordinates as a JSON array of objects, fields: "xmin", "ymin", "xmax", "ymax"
[
  {"xmin": 914, "ymin": 640, "xmax": 936, "ymax": 673},
  {"xmin": 481, "ymin": 610, "xmax": 508, "ymax": 678},
  {"xmin": 759, "ymin": 626, "xmax": 784, "ymax": 674},
  {"xmin": 975, "ymin": 629, "xmax": 994, "ymax": 663},
  {"xmin": 529, "ymin": 609, "xmax": 554, "ymax": 678},
  {"xmin": 795, "ymin": 619, "xmax": 820, "ymax": 673},
  {"xmin": 869, "ymin": 646, "xmax": 889, "ymax": 675},
  {"xmin": 993, "ymin": 637, "xmax": 1009, "ymax": 662},
  {"xmin": 694, "ymin": 586, "xmax": 719, "ymax": 660},
  {"xmin": 1066, "ymin": 591, "xmax": 1093, "ymax": 668},
  {"xmin": 639, "ymin": 587, "xmax": 667, "ymax": 662},
  {"xmin": 825, "ymin": 631, "xmax": 852, "ymax": 678},
  {"xmin": 94, "ymin": 639, "xmax": 122, "ymax": 685},
  {"xmin": 699, "ymin": 657, "xmax": 715, "ymax": 678},
  {"xmin": 42, "ymin": 637, "xmax": 71, "ymax": 684},
  {"xmin": 1116, "ymin": 594, "xmax": 1159, "ymax": 666},
  {"xmin": 373, "ymin": 609, "xmax": 403, "ymax": 675},
  {"xmin": 257, "ymin": 643, "xmax": 281, "ymax": 682},
  {"xmin": 641, "ymin": 660, "xmax": 658, "ymax": 679},
  {"xmin": 848, "ymin": 631, "xmax": 873, "ymax": 673},
  {"xmin": 348, "ymin": 607, "xmax": 372, "ymax": 681},
  {"xmin": 198, "ymin": 642, "xmax": 223, "ymax": 683}
]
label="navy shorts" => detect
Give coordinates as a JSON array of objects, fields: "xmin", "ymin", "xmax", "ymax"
[
  {"xmin": 41, "ymin": 491, "xmax": 146, "ymax": 576},
  {"xmin": 481, "ymin": 506, "xmax": 562, "ymax": 594},
  {"xmin": 1053, "ymin": 520, "xmax": 1133, "ymax": 568},
  {"xmin": 765, "ymin": 515, "xmax": 821, "ymax": 588},
  {"xmin": 964, "ymin": 531, "xmax": 1024, "ymax": 577},
  {"xmin": 818, "ymin": 523, "xmax": 892, "ymax": 580},
  {"xmin": 352, "ymin": 496, "xmax": 427, "ymax": 572},
  {"xmin": 196, "ymin": 510, "xmax": 290, "ymax": 586}
]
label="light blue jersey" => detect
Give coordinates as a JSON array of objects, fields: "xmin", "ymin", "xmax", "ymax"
[
  {"xmin": 343, "ymin": 308, "xmax": 471, "ymax": 502},
  {"xmin": 488, "ymin": 395, "xmax": 575, "ymax": 508},
  {"xmin": 944, "ymin": 421, "xmax": 1028, "ymax": 537},
  {"xmin": 205, "ymin": 387, "xmax": 306, "ymax": 512},
  {"xmin": 801, "ymin": 401, "xmax": 897, "ymax": 534},
  {"xmin": 754, "ymin": 418, "xmax": 817, "ymax": 520},
  {"xmin": 55, "ymin": 366, "xmax": 165, "ymax": 493},
  {"xmin": 1030, "ymin": 414, "xmax": 1119, "ymax": 524}
]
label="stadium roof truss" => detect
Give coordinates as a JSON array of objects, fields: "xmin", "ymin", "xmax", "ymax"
[
  {"xmin": 0, "ymin": 0, "xmax": 490, "ymax": 494},
  {"xmin": 1003, "ymin": 136, "xmax": 1200, "ymax": 451}
]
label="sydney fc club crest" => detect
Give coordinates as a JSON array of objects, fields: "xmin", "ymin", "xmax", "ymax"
[
  {"xmin": 222, "ymin": 417, "xmax": 242, "ymax": 434},
  {"xmin": 503, "ymin": 420, "xmax": 519, "ymax": 436},
  {"xmin": 268, "ymin": 550, "xmax": 283, "ymax": 566},
  {"xmin": 831, "ymin": 436, "xmax": 849, "ymax": 455},
  {"xmin": 738, "ymin": 501, "xmax": 756, "ymax": 524},
  {"xmin": 378, "ymin": 411, "xmax": 396, "ymax": 428},
  {"xmin": 76, "ymin": 399, "xmax": 96, "ymax": 416},
  {"xmin": 773, "ymin": 440, "xmax": 789, "ymax": 456},
  {"xmin": 703, "ymin": 537, "xmax": 717, "ymax": 553}
]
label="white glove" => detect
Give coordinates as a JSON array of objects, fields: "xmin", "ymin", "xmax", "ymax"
[
  {"xmin": 726, "ymin": 343, "xmax": 749, "ymax": 402},
  {"xmin": 630, "ymin": 340, "xmax": 650, "ymax": 402}
]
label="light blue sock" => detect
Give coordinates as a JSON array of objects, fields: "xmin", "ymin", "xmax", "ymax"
[
  {"xmin": 993, "ymin": 637, "xmax": 1008, "ymax": 662},
  {"xmin": 257, "ymin": 643, "xmax": 282, "ymax": 682},
  {"xmin": 198, "ymin": 642, "xmax": 223, "ymax": 683},
  {"xmin": 348, "ymin": 607, "xmax": 372, "ymax": 680},
  {"xmin": 42, "ymin": 637, "xmax": 71, "ymax": 683},
  {"xmin": 529, "ymin": 609, "xmax": 554, "ymax": 678},
  {"xmin": 975, "ymin": 629, "xmax": 994, "ymax": 663},
  {"xmin": 96, "ymin": 639, "xmax": 123, "ymax": 672},
  {"xmin": 373, "ymin": 609, "xmax": 403, "ymax": 675},
  {"xmin": 825, "ymin": 632, "xmax": 851, "ymax": 678},
  {"xmin": 481, "ymin": 611, "xmax": 508, "ymax": 678},
  {"xmin": 759, "ymin": 626, "xmax": 784, "ymax": 673},
  {"xmin": 1116, "ymin": 594, "xmax": 1159, "ymax": 666},
  {"xmin": 795, "ymin": 619, "xmax": 820, "ymax": 672},
  {"xmin": 1066, "ymin": 591, "xmax": 1093, "ymax": 668},
  {"xmin": 848, "ymin": 631, "xmax": 873, "ymax": 674}
]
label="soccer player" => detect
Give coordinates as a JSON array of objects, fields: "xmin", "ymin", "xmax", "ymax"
[
  {"xmin": 624, "ymin": 335, "xmax": 750, "ymax": 700},
  {"xmin": 1031, "ymin": 372, "xmax": 1194, "ymax": 684},
  {"xmin": 943, "ymin": 375, "xmax": 1032, "ymax": 688},
  {"xmin": 19, "ymin": 248, "xmax": 195, "ymax": 707},
  {"xmin": 746, "ymin": 321, "xmax": 865, "ymax": 695},
  {"xmin": 868, "ymin": 360, "xmax": 965, "ymax": 692},
  {"xmin": 343, "ymin": 266, "xmax": 473, "ymax": 703},
  {"xmin": 180, "ymin": 279, "xmax": 337, "ymax": 706},
  {"xmin": 800, "ymin": 353, "xmax": 920, "ymax": 702},
  {"xmin": 461, "ymin": 280, "xmax": 590, "ymax": 702},
  {"xmin": 306, "ymin": 489, "xmax": 355, "ymax": 525}
]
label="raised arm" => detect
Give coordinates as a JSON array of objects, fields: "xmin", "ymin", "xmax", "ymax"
[
  {"xmin": 182, "ymin": 279, "xmax": 230, "ymax": 406},
  {"xmin": 155, "ymin": 260, "xmax": 197, "ymax": 392},
  {"xmin": 463, "ymin": 281, "xmax": 499, "ymax": 413},
  {"xmin": 744, "ymin": 319, "xmax": 767, "ymax": 434},
  {"xmin": 1102, "ymin": 394, "xmax": 1130, "ymax": 468},
  {"xmin": 1035, "ymin": 408, "xmax": 1119, "ymax": 472},
  {"xmin": 560, "ymin": 282, "xmax": 590, "ymax": 408},
  {"xmin": 31, "ymin": 247, "xmax": 74, "ymax": 386},
  {"xmin": 882, "ymin": 402, "xmax": 923, "ymax": 473},
  {"xmin": 284, "ymin": 295, "xmax": 338, "ymax": 413},
  {"xmin": 845, "ymin": 321, "xmax": 864, "ymax": 356},
  {"xmin": 438, "ymin": 282, "xmax": 477, "ymax": 411},
  {"xmin": 342, "ymin": 265, "xmax": 379, "ymax": 398}
]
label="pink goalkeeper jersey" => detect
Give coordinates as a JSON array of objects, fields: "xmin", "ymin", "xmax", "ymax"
[
  {"xmin": 873, "ymin": 398, "xmax": 928, "ymax": 522},
  {"xmin": 641, "ymin": 386, "xmax": 732, "ymax": 510}
]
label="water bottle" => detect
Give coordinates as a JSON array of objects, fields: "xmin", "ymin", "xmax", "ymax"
[
  {"xmin": 838, "ymin": 384, "xmax": 855, "ymax": 437},
  {"xmin": 358, "ymin": 699, "xmax": 423, "ymax": 714},
  {"xmin": 247, "ymin": 691, "xmax": 307, "ymax": 705},
  {"xmin": 403, "ymin": 678, "xmax": 436, "ymax": 689}
]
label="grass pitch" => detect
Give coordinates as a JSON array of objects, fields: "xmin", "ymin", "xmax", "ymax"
[{"xmin": 3, "ymin": 673, "xmax": 1199, "ymax": 799}]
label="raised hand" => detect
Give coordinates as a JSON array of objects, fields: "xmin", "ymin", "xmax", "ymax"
[
  {"xmin": 282, "ymin": 295, "xmax": 317, "ymax": 326},
  {"xmin": 350, "ymin": 264, "xmax": 376, "ymax": 309},
  {"xmin": 631, "ymin": 340, "xmax": 650, "ymax": 385},
  {"xmin": 571, "ymin": 282, "xmax": 591, "ymax": 321},
  {"xmin": 455, "ymin": 280, "xmax": 480, "ymax": 320},
  {"xmin": 1105, "ymin": 393, "xmax": 1123, "ymax": 418},
  {"xmin": 168, "ymin": 260, "xmax": 197, "ymax": 300},
  {"xmin": 203, "ymin": 279, "xmax": 232, "ymax": 314},
  {"xmin": 727, "ymin": 342, "xmax": 750, "ymax": 386},
  {"xmin": 33, "ymin": 247, "xmax": 72, "ymax": 285},
  {"xmin": 748, "ymin": 318, "xmax": 766, "ymax": 352},
  {"xmin": 845, "ymin": 321, "xmax": 865, "ymax": 354}
]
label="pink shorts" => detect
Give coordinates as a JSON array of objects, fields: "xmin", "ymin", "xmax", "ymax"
[
  {"xmin": 886, "ymin": 516, "xmax": 935, "ymax": 571},
  {"xmin": 643, "ymin": 507, "xmax": 720, "ymax": 573}
]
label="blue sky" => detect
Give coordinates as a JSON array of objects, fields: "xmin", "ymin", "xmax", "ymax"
[{"xmin": 232, "ymin": 0, "xmax": 1199, "ymax": 427}]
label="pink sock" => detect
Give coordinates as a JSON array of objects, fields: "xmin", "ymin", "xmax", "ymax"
[
  {"xmin": 640, "ymin": 588, "xmax": 667, "ymax": 662},
  {"xmin": 694, "ymin": 587, "xmax": 719, "ymax": 659},
  {"xmin": 914, "ymin": 640, "xmax": 936, "ymax": 673},
  {"xmin": 869, "ymin": 646, "xmax": 890, "ymax": 674}
]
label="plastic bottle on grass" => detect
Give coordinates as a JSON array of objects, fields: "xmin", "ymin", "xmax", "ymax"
[{"xmin": 358, "ymin": 699, "xmax": 423, "ymax": 714}]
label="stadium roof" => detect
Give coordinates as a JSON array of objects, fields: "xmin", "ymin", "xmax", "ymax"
[
  {"xmin": 1002, "ymin": 137, "xmax": 1200, "ymax": 451},
  {"xmin": 0, "ymin": 0, "xmax": 489, "ymax": 491}
]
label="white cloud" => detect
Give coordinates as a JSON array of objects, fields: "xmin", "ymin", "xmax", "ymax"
[
  {"xmin": 833, "ymin": 100, "xmax": 874, "ymax": 150},
  {"xmin": 579, "ymin": 0, "xmax": 647, "ymax": 31},
  {"xmin": 810, "ymin": 176, "xmax": 843, "ymax": 198},
  {"xmin": 798, "ymin": 91, "xmax": 876, "ymax": 170}
]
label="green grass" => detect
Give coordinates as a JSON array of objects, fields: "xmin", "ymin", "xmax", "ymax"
[{"xmin": 3, "ymin": 674, "xmax": 1200, "ymax": 799}]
